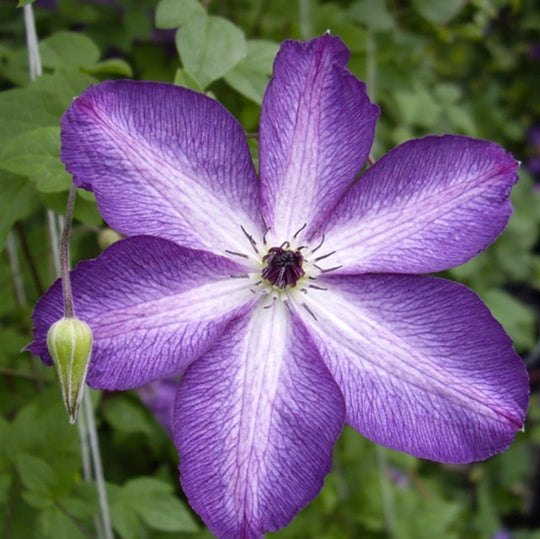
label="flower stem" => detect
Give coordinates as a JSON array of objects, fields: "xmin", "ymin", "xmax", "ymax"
[
  {"xmin": 299, "ymin": 0, "xmax": 312, "ymax": 40},
  {"xmin": 366, "ymin": 29, "xmax": 376, "ymax": 102},
  {"xmin": 376, "ymin": 445, "xmax": 396, "ymax": 538},
  {"xmin": 15, "ymin": 222, "xmax": 44, "ymax": 296},
  {"xmin": 23, "ymin": 5, "xmax": 42, "ymax": 79},
  {"xmin": 61, "ymin": 186, "xmax": 77, "ymax": 318},
  {"xmin": 83, "ymin": 390, "xmax": 114, "ymax": 539},
  {"xmin": 6, "ymin": 232, "xmax": 26, "ymax": 305}
]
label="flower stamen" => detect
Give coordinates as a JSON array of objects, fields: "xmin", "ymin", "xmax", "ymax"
[
  {"xmin": 263, "ymin": 297, "xmax": 277, "ymax": 309},
  {"xmin": 225, "ymin": 250, "xmax": 249, "ymax": 259},
  {"xmin": 314, "ymin": 264, "xmax": 343, "ymax": 274},
  {"xmin": 293, "ymin": 223, "xmax": 307, "ymax": 239},
  {"xmin": 314, "ymin": 250, "xmax": 336, "ymax": 262},
  {"xmin": 240, "ymin": 225, "xmax": 259, "ymax": 254},
  {"xmin": 310, "ymin": 233, "xmax": 326, "ymax": 253},
  {"xmin": 301, "ymin": 302, "xmax": 317, "ymax": 321},
  {"xmin": 261, "ymin": 247, "xmax": 305, "ymax": 289},
  {"xmin": 309, "ymin": 284, "xmax": 327, "ymax": 291}
]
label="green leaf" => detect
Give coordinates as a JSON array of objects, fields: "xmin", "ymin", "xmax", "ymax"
[
  {"xmin": 412, "ymin": 0, "xmax": 465, "ymax": 25},
  {"xmin": 349, "ymin": 0, "xmax": 395, "ymax": 31},
  {"xmin": 22, "ymin": 491, "xmax": 54, "ymax": 510},
  {"xmin": 39, "ymin": 32, "xmax": 100, "ymax": 70},
  {"xmin": 481, "ymin": 289, "xmax": 536, "ymax": 352},
  {"xmin": 103, "ymin": 396, "xmax": 154, "ymax": 436},
  {"xmin": 120, "ymin": 478, "xmax": 198, "ymax": 533},
  {"xmin": 155, "ymin": 0, "xmax": 205, "ymax": 29},
  {"xmin": 31, "ymin": 71, "xmax": 97, "ymax": 109},
  {"xmin": 136, "ymin": 495, "xmax": 198, "ymax": 532},
  {"xmin": 393, "ymin": 82, "xmax": 441, "ymax": 128},
  {"xmin": 110, "ymin": 500, "xmax": 142, "ymax": 539},
  {"xmin": 40, "ymin": 190, "xmax": 102, "ymax": 227},
  {"xmin": 175, "ymin": 14, "xmax": 247, "ymax": 88},
  {"xmin": 0, "ymin": 126, "xmax": 71, "ymax": 193},
  {"xmin": 83, "ymin": 58, "xmax": 133, "ymax": 77},
  {"xmin": 0, "ymin": 171, "xmax": 40, "ymax": 249},
  {"xmin": 17, "ymin": 0, "xmax": 36, "ymax": 6},
  {"xmin": 0, "ymin": 88, "xmax": 64, "ymax": 149},
  {"xmin": 173, "ymin": 68, "xmax": 205, "ymax": 92},
  {"xmin": 224, "ymin": 40, "xmax": 279, "ymax": 104},
  {"xmin": 16, "ymin": 453, "xmax": 56, "ymax": 496},
  {"xmin": 122, "ymin": 477, "xmax": 173, "ymax": 497},
  {"xmin": 393, "ymin": 488, "xmax": 463, "ymax": 538},
  {"xmin": 0, "ymin": 473, "xmax": 12, "ymax": 505},
  {"xmin": 38, "ymin": 505, "xmax": 88, "ymax": 539}
]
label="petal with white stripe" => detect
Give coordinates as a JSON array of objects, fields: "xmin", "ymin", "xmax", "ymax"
[
  {"xmin": 297, "ymin": 274, "xmax": 528, "ymax": 463},
  {"xmin": 324, "ymin": 136, "xmax": 518, "ymax": 274},
  {"xmin": 30, "ymin": 236, "xmax": 254, "ymax": 389},
  {"xmin": 175, "ymin": 301, "xmax": 345, "ymax": 538},
  {"xmin": 61, "ymin": 80, "xmax": 262, "ymax": 253}
]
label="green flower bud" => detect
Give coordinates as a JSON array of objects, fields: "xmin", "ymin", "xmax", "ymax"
[
  {"xmin": 97, "ymin": 228, "xmax": 123, "ymax": 250},
  {"xmin": 47, "ymin": 317, "xmax": 93, "ymax": 424}
]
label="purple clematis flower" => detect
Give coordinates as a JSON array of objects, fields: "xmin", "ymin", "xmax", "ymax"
[{"xmin": 29, "ymin": 35, "xmax": 529, "ymax": 538}]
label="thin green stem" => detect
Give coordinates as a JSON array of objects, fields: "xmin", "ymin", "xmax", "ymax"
[
  {"xmin": 0, "ymin": 366, "xmax": 45, "ymax": 381},
  {"xmin": 298, "ymin": 0, "xmax": 312, "ymax": 40},
  {"xmin": 6, "ymin": 232, "xmax": 27, "ymax": 306},
  {"xmin": 61, "ymin": 186, "xmax": 77, "ymax": 318},
  {"xmin": 15, "ymin": 222, "xmax": 44, "ymax": 296},
  {"xmin": 46, "ymin": 210, "xmax": 62, "ymax": 278},
  {"xmin": 366, "ymin": 29, "xmax": 376, "ymax": 102},
  {"xmin": 23, "ymin": 5, "xmax": 42, "ymax": 79},
  {"xmin": 7, "ymin": 229, "xmax": 44, "ymax": 391},
  {"xmin": 83, "ymin": 391, "xmax": 113, "ymax": 539},
  {"xmin": 376, "ymin": 445, "xmax": 396, "ymax": 539},
  {"xmin": 76, "ymin": 397, "xmax": 103, "ymax": 537}
]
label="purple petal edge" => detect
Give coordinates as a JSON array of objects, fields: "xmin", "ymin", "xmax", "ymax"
[{"xmin": 325, "ymin": 135, "xmax": 519, "ymax": 274}]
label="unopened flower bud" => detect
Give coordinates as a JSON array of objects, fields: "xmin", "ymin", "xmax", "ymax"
[
  {"xmin": 47, "ymin": 317, "xmax": 93, "ymax": 424},
  {"xmin": 97, "ymin": 228, "xmax": 123, "ymax": 250}
]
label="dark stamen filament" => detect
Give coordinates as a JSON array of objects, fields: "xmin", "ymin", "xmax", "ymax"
[
  {"xmin": 240, "ymin": 225, "xmax": 259, "ymax": 254},
  {"xmin": 259, "ymin": 212, "xmax": 270, "ymax": 245},
  {"xmin": 263, "ymin": 297, "xmax": 277, "ymax": 309},
  {"xmin": 302, "ymin": 302, "xmax": 317, "ymax": 321},
  {"xmin": 314, "ymin": 264, "xmax": 343, "ymax": 274},
  {"xmin": 314, "ymin": 250, "xmax": 336, "ymax": 262},
  {"xmin": 293, "ymin": 223, "xmax": 307, "ymax": 239},
  {"xmin": 310, "ymin": 234, "xmax": 326, "ymax": 254},
  {"xmin": 225, "ymin": 250, "xmax": 248, "ymax": 259},
  {"xmin": 309, "ymin": 284, "xmax": 327, "ymax": 291}
]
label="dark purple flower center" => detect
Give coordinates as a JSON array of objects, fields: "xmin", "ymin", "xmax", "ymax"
[{"xmin": 261, "ymin": 247, "xmax": 305, "ymax": 289}]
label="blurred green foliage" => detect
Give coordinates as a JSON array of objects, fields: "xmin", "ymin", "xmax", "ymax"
[{"xmin": 0, "ymin": 0, "xmax": 539, "ymax": 537}]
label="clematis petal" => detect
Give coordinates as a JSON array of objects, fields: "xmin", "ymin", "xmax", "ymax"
[
  {"xmin": 29, "ymin": 236, "xmax": 255, "ymax": 389},
  {"xmin": 137, "ymin": 379, "xmax": 178, "ymax": 436},
  {"xmin": 175, "ymin": 302, "xmax": 345, "ymax": 538},
  {"xmin": 325, "ymin": 135, "xmax": 518, "ymax": 274},
  {"xmin": 258, "ymin": 34, "xmax": 379, "ymax": 242},
  {"xmin": 297, "ymin": 274, "xmax": 528, "ymax": 463},
  {"xmin": 61, "ymin": 80, "xmax": 262, "ymax": 253}
]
